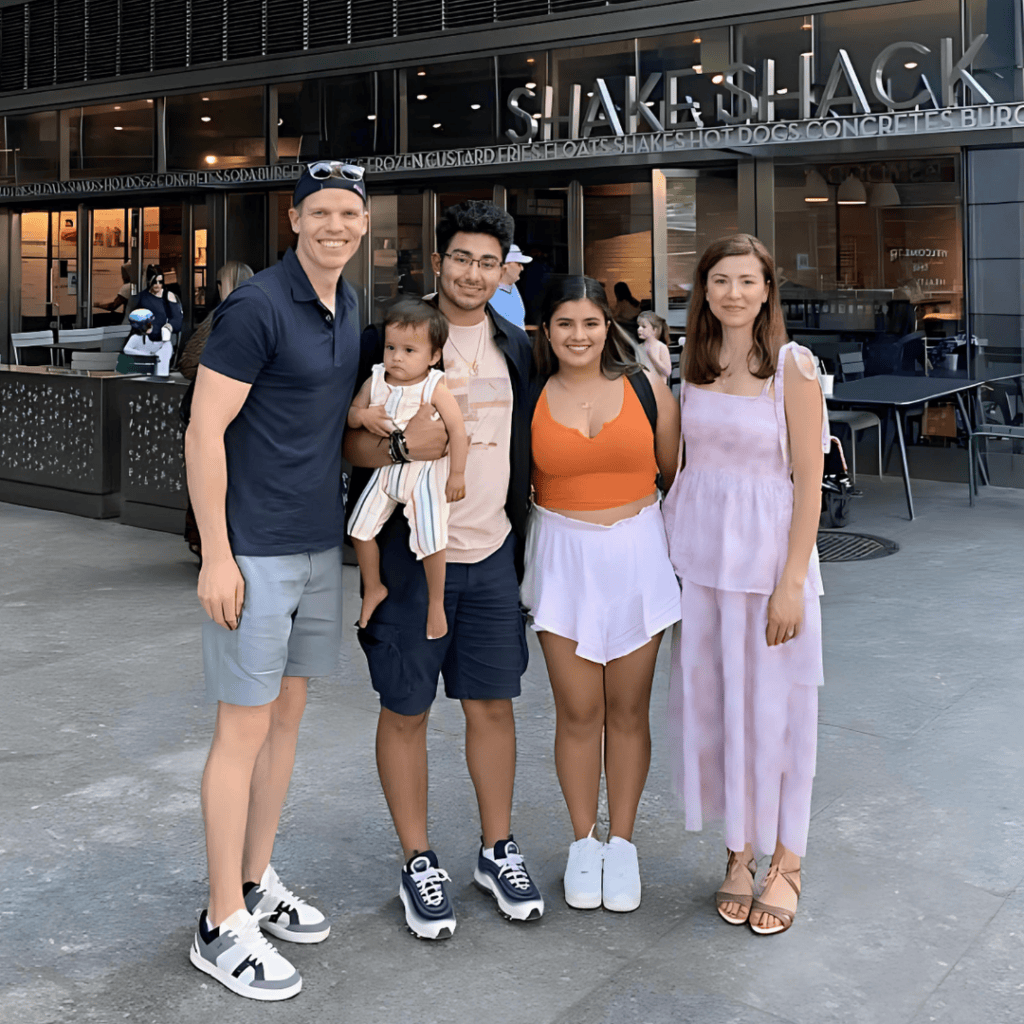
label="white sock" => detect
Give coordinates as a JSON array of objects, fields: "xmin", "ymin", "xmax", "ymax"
[
  {"xmin": 607, "ymin": 836, "xmax": 633, "ymax": 848},
  {"xmin": 483, "ymin": 846, "xmax": 495, "ymax": 861}
]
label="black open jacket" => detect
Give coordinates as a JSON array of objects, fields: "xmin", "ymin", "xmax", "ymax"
[{"xmin": 350, "ymin": 302, "xmax": 535, "ymax": 579}]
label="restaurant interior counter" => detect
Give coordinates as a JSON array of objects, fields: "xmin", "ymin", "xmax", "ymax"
[
  {"xmin": 0, "ymin": 364, "xmax": 125, "ymax": 517},
  {"xmin": 118, "ymin": 374, "xmax": 190, "ymax": 533}
]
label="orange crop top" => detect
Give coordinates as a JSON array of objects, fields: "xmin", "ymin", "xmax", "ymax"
[{"xmin": 531, "ymin": 380, "xmax": 660, "ymax": 511}]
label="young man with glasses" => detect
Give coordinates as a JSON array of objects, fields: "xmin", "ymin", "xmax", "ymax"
[
  {"xmin": 185, "ymin": 161, "xmax": 368, "ymax": 1000},
  {"xmin": 345, "ymin": 200, "xmax": 542, "ymax": 940}
]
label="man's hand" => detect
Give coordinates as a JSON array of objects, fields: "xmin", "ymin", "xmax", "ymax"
[
  {"xmin": 405, "ymin": 402, "xmax": 449, "ymax": 461},
  {"xmin": 446, "ymin": 471, "xmax": 466, "ymax": 502},
  {"xmin": 198, "ymin": 556, "xmax": 246, "ymax": 630},
  {"xmin": 353, "ymin": 405, "xmax": 395, "ymax": 438}
]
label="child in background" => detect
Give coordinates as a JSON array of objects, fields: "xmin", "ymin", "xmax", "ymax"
[
  {"xmin": 347, "ymin": 297, "xmax": 468, "ymax": 640},
  {"xmin": 636, "ymin": 310, "xmax": 673, "ymax": 383}
]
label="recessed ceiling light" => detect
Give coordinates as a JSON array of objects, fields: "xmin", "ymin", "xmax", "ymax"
[
  {"xmin": 146, "ymin": 99, "xmax": 153, "ymax": 103},
  {"xmin": 692, "ymin": 37, "xmax": 701, "ymax": 43},
  {"xmin": 113, "ymin": 105, "xmax": 121, "ymax": 110},
  {"xmin": 904, "ymin": 61, "xmax": 918, "ymax": 69},
  {"xmin": 205, "ymin": 155, "xmax": 217, "ymax": 164},
  {"xmin": 692, "ymin": 65, "xmax": 703, "ymax": 74},
  {"xmin": 526, "ymin": 57, "xmax": 535, "ymax": 63},
  {"xmin": 586, "ymin": 91, "xmax": 594, "ymax": 97},
  {"xmin": 202, "ymin": 96, "xmax": 209, "ymax": 101},
  {"xmin": 470, "ymin": 103, "xmax": 481, "ymax": 110},
  {"xmin": 777, "ymin": 87, "xmax": 789, "ymax": 94},
  {"xmin": 417, "ymin": 70, "xmax": 426, "ymax": 76},
  {"xmin": 525, "ymin": 81, "xmax": 536, "ymax": 89},
  {"xmin": 114, "ymin": 126, "xmax": 123, "ymax": 131},
  {"xmin": 201, "ymin": 116, "xmax": 212, "ymax": 122},
  {"xmin": 277, "ymin": 118, "xmax": 283, "ymax": 126},
  {"xmin": 367, "ymin": 114, "xmax": 377, "ymax": 121},
  {"xmin": 417, "ymin": 94, "xmax": 427, "ymax": 100},
  {"xmin": 532, "ymin": 113, "xmax": 541, "ymax": 120},
  {"xmin": 432, "ymin": 122, "xmax": 442, "ymax": 128},
  {"xmin": 712, "ymin": 74, "xmax": 724, "ymax": 84}
]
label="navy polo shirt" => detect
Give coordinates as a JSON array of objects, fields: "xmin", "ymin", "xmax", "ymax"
[{"xmin": 199, "ymin": 248, "xmax": 360, "ymax": 556}]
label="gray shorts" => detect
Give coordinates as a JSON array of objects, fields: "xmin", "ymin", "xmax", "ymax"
[{"xmin": 203, "ymin": 547, "xmax": 344, "ymax": 707}]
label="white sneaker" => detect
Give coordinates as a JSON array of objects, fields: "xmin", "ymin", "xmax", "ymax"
[
  {"xmin": 563, "ymin": 828, "xmax": 604, "ymax": 910},
  {"xmin": 189, "ymin": 908, "xmax": 302, "ymax": 1001},
  {"xmin": 244, "ymin": 864, "xmax": 331, "ymax": 944},
  {"xmin": 602, "ymin": 837, "xmax": 641, "ymax": 912}
]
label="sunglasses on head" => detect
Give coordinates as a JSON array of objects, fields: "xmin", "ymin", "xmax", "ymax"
[{"xmin": 307, "ymin": 161, "xmax": 365, "ymax": 182}]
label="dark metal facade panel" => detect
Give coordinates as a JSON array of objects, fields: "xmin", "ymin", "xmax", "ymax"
[{"xmin": 119, "ymin": 378, "xmax": 188, "ymax": 509}]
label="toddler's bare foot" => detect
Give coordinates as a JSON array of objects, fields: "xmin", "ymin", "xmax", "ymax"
[
  {"xmin": 426, "ymin": 603, "xmax": 448, "ymax": 640},
  {"xmin": 358, "ymin": 584, "xmax": 388, "ymax": 628}
]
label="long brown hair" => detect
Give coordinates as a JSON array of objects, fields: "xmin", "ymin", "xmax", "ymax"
[
  {"xmin": 684, "ymin": 234, "xmax": 786, "ymax": 384},
  {"xmin": 534, "ymin": 276, "xmax": 640, "ymax": 380}
]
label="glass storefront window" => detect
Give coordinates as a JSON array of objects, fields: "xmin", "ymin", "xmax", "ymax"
[
  {"xmin": 583, "ymin": 182, "xmax": 653, "ymax": 316},
  {"xmin": 91, "ymin": 209, "xmax": 132, "ymax": 326},
  {"xmin": 20, "ymin": 211, "xmax": 49, "ymax": 329},
  {"xmin": 69, "ymin": 100, "xmax": 154, "ymax": 178},
  {"xmin": 817, "ymin": 0, "xmax": 957, "ymax": 113},
  {"xmin": 3, "ymin": 112, "xmax": 59, "ymax": 183},
  {"xmin": 407, "ymin": 59, "xmax": 495, "ymax": 152},
  {"xmin": 370, "ymin": 195, "xmax": 426, "ymax": 322},
  {"xmin": 271, "ymin": 192, "xmax": 298, "ymax": 266},
  {"xmin": 498, "ymin": 50, "xmax": 549, "ymax": 142},
  {"xmin": 276, "ymin": 82, "xmax": 320, "ymax": 162},
  {"xmin": 226, "ymin": 194, "xmax": 267, "ymax": 274},
  {"xmin": 321, "ymin": 71, "xmax": 396, "ymax": 158},
  {"xmin": 638, "ymin": 29, "xmax": 730, "ymax": 133},
  {"xmin": 775, "ymin": 157, "xmax": 963, "ymax": 352},
  {"xmin": 51, "ymin": 211, "xmax": 78, "ymax": 328},
  {"xmin": 553, "ymin": 40, "xmax": 636, "ymax": 138},
  {"xmin": 167, "ymin": 88, "xmax": 265, "ymax": 171},
  {"xmin": 736, "ymin": 17, "xmax": 812, "ymax": 113},
  {"xmin": 965, "ymin": 0, "xmax": 1024, "ymax": 102}
]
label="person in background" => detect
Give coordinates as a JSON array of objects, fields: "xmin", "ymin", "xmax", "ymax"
[
  {"xmin": 116, "ymin": 308, "xmax": 173, "ymax": 376},
  {"xmin": 635, "ymin": 310, "xmax": 673, "ymax": 383},
  {"xmin": 180, "ymin": 261, "xmax": 256, "ymax": 563},
  {"xmin": 488, "ymin": 243, "xmax": 531, "ymax": 328},
  {"xmin": 95, "ymin": 261, "xmax": 135, "ymax": 315},
  {"xmin": 125, "ymin": 264, "xmax": 183, "ymax": 341},
  {"xmin": 180, "ymin": 262, "xmax": 255, "ymax": 381},
  {"xmin": 661, "ymin": 234, "xmax": 828, "ymax": 936},
  {"xmin": 612, "ymin": 281, "xmax": 641, "ymax": 324},
  {"xmin": 521, "ymin": 276, "xmax": 679, "ymax": 915}
]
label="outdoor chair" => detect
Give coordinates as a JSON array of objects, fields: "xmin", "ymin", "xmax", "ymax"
[
  {"xmin": 71, "ymin": 351, "xmax": 119, "ymax": 371},
  {"xmin": 968, "ymin": 423, "xmax": 1024, "ymax": 504},
  {"xmin": 829, "ymin": 351, "xmax": 883, "ymax": 483},
  {"xmin": 99, "ymin": 324, "xmax": 131, "ymax": 352},
  {"xmin": 10, "ymin": 330, "xmax": 57, "ymax": 365}
]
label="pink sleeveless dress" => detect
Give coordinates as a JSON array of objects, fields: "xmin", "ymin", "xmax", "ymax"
[{"xmin": 661, "ymin": 342, "xmax": 828, "ymax": 858}]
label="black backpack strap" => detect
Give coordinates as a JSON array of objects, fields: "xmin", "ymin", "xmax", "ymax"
[{"xmin": 625, "ymin": 369, "xmax": 665, "ymax": 492}]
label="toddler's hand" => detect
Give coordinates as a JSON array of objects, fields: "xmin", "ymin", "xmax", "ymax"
[
  {"xmin": 358, "ymin": 405, "xmax": 395, "ymax": 437},
  {"xmin": 446, "ymin": 472, "xmax": 466, "ymax": 502}
]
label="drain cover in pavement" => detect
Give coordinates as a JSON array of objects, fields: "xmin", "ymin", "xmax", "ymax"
[{"xmin": 817, "ymin": 531, "xmax": 899, "ymax": 562}]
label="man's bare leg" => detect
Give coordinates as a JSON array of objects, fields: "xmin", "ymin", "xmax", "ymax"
[
  {"xmin": 241, "ymin": 676, "xmax": 308, "ymax": 884},
  {"xmin": 201, "ymin": 701, "xmax": 273, "ymax": 926},
  {"xmin": 462, "ymin": 698, "xmax": 515, "ymax": 847},
  {"xmin": 353, "ymin": 538, "xmax": 388, "ymax": 628},
  {"xmin": 376, "ymin": 706, "xmax": 431, "ymax": 859},
  {"xmin": 422, "ymin": 550, "xmax": 448, "ymax": 640}
]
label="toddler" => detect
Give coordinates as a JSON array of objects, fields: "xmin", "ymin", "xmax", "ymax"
[
  {"xmin": 636, "ymin": 310, "xmax": 673, "ymax": 383},
  {"xmin": 347, "ymin": 297, "xmax": 467, "ymax": 639}
]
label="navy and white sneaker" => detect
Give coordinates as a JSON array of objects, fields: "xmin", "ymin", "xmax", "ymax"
[
  {"xmin": 189, "ymin": 908, "xmax": 302, "ymax": 1001},
  {"xmin": 473, "ymin": 836, "xmax": 545, "ymax": 922},
  {"xmin": 400, "ymin": 850, "xmax": 456, "ymax": 940},
  {"xmin": 243, "ymin": 864, "xmax": 331, "ymax": 944}
]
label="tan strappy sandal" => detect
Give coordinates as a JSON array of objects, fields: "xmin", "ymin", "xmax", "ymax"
[
  {"xmin": 749, "ymin": 861, "xmax": 801, "ymax": 935},
  {"xmin": 715, "ymin": 851, "xmax": 757, "ymax": 925}
]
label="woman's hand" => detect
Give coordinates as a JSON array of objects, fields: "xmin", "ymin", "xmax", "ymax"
[{"xmin": 766, "ymin": 577, "xmax": 804, "ymax": 646}]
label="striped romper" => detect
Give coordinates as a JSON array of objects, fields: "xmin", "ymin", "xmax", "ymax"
[{"xmin": 347, "ymin": 364, "xmax": 450, "ymax": 559}]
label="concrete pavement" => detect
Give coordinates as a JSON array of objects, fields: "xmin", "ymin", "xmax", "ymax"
[{"xmin": 1, "ymin": 475, "xmax": 1022, "ymax": 1024}]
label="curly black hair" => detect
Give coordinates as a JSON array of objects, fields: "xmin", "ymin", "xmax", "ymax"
[{"xmin": 436, "ymin": 200, "xmax": 515, "ymax": 261}]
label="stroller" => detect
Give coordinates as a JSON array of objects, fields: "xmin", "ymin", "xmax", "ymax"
[{"xmin": 821, "ymin": 435, "xmax": 857, "ymax": 528}]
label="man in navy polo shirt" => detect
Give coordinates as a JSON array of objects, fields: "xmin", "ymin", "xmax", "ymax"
[{"xmin": 184, "ymin": 163, "xmax": 368, "ymax": 1001}]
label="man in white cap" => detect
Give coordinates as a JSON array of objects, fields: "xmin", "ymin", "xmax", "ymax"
[{"xmin": 487, "ymin": 242, "xmax": 531, "ymax": 328}]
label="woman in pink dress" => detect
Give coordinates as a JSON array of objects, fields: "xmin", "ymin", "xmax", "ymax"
[{"xmin": 662, "ymin": 234, "xmax": 828, "ymax": 935}]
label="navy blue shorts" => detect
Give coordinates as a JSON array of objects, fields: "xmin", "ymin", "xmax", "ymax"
[{"xmin": 356, "ymin": 515, "xmax": 527, "ymax": 717}]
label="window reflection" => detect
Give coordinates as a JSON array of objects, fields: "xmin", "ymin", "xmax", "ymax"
[
  {"xmin": 3, "ymin": 112, "xmax": 59, "ymax": 183},
  {"xmin": 276, "ymin": 82, "xmax": 320, "ymax": 162},
  {"xmin": 407, "ymin": 59, "xmax": 495, "ymax": 151},
  {"xmin": 321, "ymin": 71, "xmax": 396, "ymax": 157},
  {"xmin": 370, "ymin": 195, "xmax": 426, "ymax": 322},
  {"xmin": 638, "ymin": 30, "xmax": 730, "ymax": 132},
  {"xmin": 507, "ymin": 187, "xmax": 569, "ymax": 326},
  {"xmin": 69, "ymin": 100, "xmax": 154, "ymax": 178},
  {"xmin": 584, "ymin": 182, "xmax": 653, "ymax": 315},
  {"xmin": 167, "ymin": 88, "xmax": 265, "ymax": 170}
]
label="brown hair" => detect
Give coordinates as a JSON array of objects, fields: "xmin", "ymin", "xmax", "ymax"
[
  {"xmin": 383, "ymin": 295, "xmax": 449, "ymax": 353},
  {"xmin": 637, "ymin": 309, "xmax": 671, "ymax": 346},
  {"xmin": 533, "ymin": 276, "xmax": 640, "ymax": 380},
  {"xmin": 684, "ymin": 234, "xmax": 786, "ymax": 384}
]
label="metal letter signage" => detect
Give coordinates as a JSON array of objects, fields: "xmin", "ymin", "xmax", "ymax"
[{"xmin": 870, "ymin": 42, "xmax": 934, "ymax": 110}]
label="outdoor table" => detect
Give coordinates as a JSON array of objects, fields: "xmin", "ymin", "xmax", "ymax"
[{"xmin": 828, "ymin": 375, "xmax": 990, "ymax": 520}]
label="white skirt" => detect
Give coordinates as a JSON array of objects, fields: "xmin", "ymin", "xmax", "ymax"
[{"xmin": 521, "ymin": 502, "xmax": 681, "ymax": 665}]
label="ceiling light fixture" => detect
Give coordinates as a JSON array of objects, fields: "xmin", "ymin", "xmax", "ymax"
[
  {"xmin": 804, "ymin": 168, "xmax": 830, "ymax": 203},
  {"xmin": 525, "ymin": 81, "xmax": 537, "ymax": 89},
  {"xmin": 692, "ymin": 37, "xmax": 701, "ymax": 43},
  {"xmin": 432, "ymin": 122, "xmax": 442, "ymax": 128},
  {"xmin": 869, "ymin": 180, "xmax": 901, "ymax": 206},
  {"xmin": 712, "ymin": 74, "xmax": 724, "ymax": 84},
  {"xmin": 114, "ymin": 126, "xmax": 123, "ymax": 131},
  {"xmin": 205, "ymin": 155, "xmax": 217, "ymax": 164},
  {"xmin": 417, "ymin": 94, "xmax": 427, "ymax": 100},
  {"xmin": 904, "ymin": 61, "xmax": 918, "ymax": 69},
  {"xmin": 367, "ymin": 114, "xmax": 377, "ymax": 121},
  {"xmin": 277, "ymin": 118, "xmax": 283, "ymax": 126},
  {"xmin": 692, "ymin": 64, "xmax": 703, "ymax": 74},
  {"xmin": 417, "ymin": 70, "xmax": 426, "ymax": 76},
  {"xmin": 202, "ymin": 96, "xmax": 209, "ymax": 101},
  {"xmin": 526, "ymin": 58, "xmax": 535, "ymax": 64},
  {"xmin": 201, "ymin": 116, "xmax": 211, "ymax": 122},
  {"xmin": 802, "ymin": 16, "xmax": 813, "ymax": 29},
  {"xmin": 471, "ymin": 103, "xmax": 481, "ymax": 110},
  {"xmin": 113, "ymin": 105, "xmax": 121, "ymax": 110},
  {"xmin": 777, "ymin": 87, "xmax": 789, "ymax": 94},
  {"xmin": 837, "ymin": 172, "xmax": 868, "ymax": 205}
]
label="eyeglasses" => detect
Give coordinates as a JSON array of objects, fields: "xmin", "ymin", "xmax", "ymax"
[
  {"xmin": 441, "ymin": 251, "xmax": 503, "ymax": 272},
  {"xmin": 308, "ymin": 161, "xmax": 365, "ymax": 182}
]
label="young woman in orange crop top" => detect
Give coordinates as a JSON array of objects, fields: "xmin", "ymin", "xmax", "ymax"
[{"xmin": 520, "ymin": 276, "xmax": 680, "ymax": 914}]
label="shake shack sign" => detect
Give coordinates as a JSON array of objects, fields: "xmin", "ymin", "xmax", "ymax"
[{"xmin": 505, "ymin": 34, "xmax": 996, "ymax": 142}]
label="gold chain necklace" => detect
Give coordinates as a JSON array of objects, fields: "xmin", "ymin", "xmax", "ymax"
[
  {"xmin": 552, "ymin": 374, "xmax": 605, "ymax": 409},
  {"xmin": 447, "ymin": 319, "xmax": 487, "ymax": 376}
]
